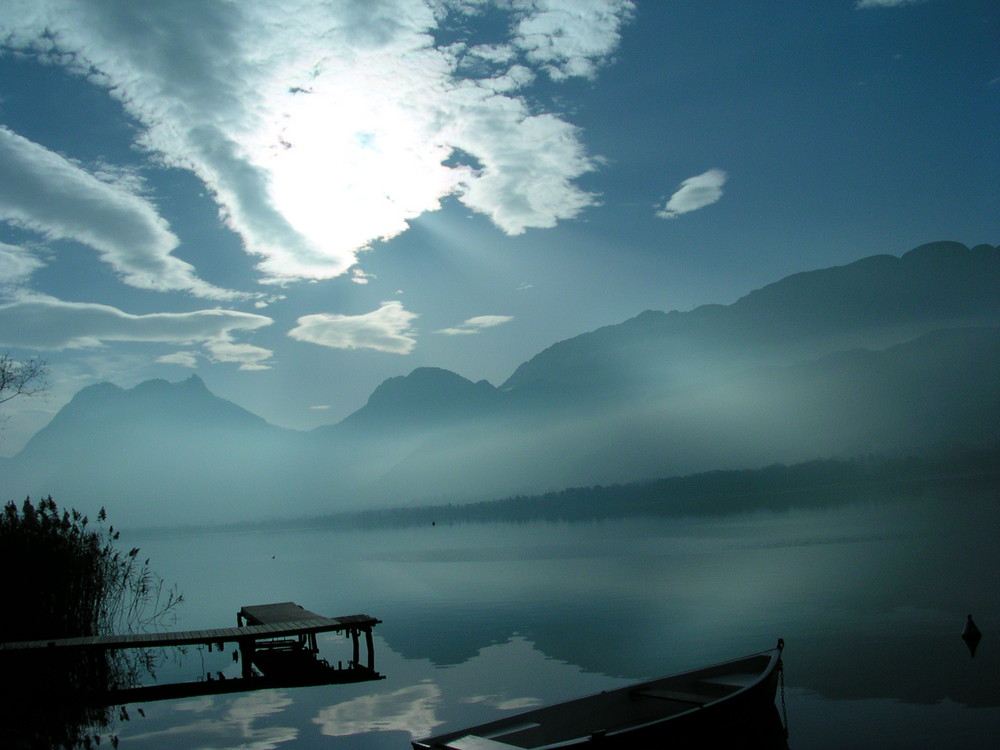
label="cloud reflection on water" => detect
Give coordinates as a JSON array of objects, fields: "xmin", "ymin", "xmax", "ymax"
[
  {"xmin": 313, "ymin": 681, "xmax": 443, "ymax": 739},
  {"xmin": 462, "ymin": 695, "xmax": 544, "ymax": 711},
  {"xmin": 115, "ymin": 494, "xmax": 1000, "ymax": 748},
  {"xmin": 310, "ymin": 634, "xmax": 606, "ymax": 741},
  {"xmin": 123, "ymin": 689, "xmax": 296, "ymax": 750}
]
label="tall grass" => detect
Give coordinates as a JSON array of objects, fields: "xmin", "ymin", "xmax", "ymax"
[{"xmin": 0, "ymin": 496, "xmax": 183, "ymax": 749}]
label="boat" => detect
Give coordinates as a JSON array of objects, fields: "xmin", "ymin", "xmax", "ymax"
[{"xmin": 413, "ymin": 640, "xmax": 785, "ymax": 749}]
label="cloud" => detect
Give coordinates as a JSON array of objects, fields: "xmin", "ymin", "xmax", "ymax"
[
  {"xmin": 156, "ymin": 351, "xmax": 199, "ymax": 368},
  {"xmin": 447, "ymin": 102, "xmax": 597, "ymax": 234},
  {"xmin": 436, "ymin": 314, "xmax": 514, "ymax": 335},
  {"xmin": 351, "ymin": 268, "xmax": 376, "ymax": 285},
  {"xmin": 0, "ymin": 296, "xmax": 273, "ymax": 369},
  {"xmin": 0, "ymin": 241, "xmax": 44, "ymax": 285},
  {"xmin": 855, "ymin": 0, "xmax": 924, "ymax": 8},
  {"xmin": 656, "ymin": 169, "xmax": 728, "ymax": 219},
  {"xmin": 288, "ymin": 300, "xmax": 418, "ymax": 354},
  {"xmin": 0, "ymin": 0, "xmax": 634, "ymax": 282},
  {"xmin": 203, "ymin": 338, "xmax": 275, "ymax": 371},
  {"xmin": 0, "ymin": 126, "xmax": 241, "ymax": 300},
  {"xmin": 512, "ymin": 0, "xmax": 637, "ymax": 81}
]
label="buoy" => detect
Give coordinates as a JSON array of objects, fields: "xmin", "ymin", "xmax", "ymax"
[{"xmin": 962, "ymin": 614, "xmax": 982, "ymax": 658}]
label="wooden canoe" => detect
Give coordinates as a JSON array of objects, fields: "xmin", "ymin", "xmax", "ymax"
[{"xmin": 413, "ymin": 640, "xmax": 784, "ymax": 749}]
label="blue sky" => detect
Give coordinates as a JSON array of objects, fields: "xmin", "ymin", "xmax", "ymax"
[{"xmin": 0, "ymin": 0, "xmax": 997, "ymax": 454}]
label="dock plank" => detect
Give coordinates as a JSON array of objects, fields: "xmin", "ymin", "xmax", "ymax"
[{"xmin": 0, "ymin": 610, "xmax": 381, "ymax": 654}]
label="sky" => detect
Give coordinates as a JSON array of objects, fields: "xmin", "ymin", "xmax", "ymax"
[{"xmin": 0, "ymin": 0, "xmax": 997, "ymax": 455}]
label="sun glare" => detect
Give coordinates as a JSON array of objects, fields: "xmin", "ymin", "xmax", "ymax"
[{"xmin": 260, "ymin": 61, "xmax": 469, "ymax": 270}]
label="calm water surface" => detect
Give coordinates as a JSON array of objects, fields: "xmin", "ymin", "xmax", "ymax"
[{"xmin": 110, "ymin": 492, "xmax": 999, "ymax": 748}]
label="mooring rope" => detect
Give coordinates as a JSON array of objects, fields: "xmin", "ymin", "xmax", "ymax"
[{"xmin": 778, "ymin": 655, "xmax": 789, "ymax": 741}]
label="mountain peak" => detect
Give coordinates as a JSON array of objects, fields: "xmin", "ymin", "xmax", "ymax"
[
  {"xmin": 338, "ymin": 367, "xmax": 498, "ymax": 431},
  {"xmin": 182, "ymin": 373, "xmax": 208, "ymax": 389},
  {"xmin": 73, "ymin": 380, "xmax": 124, "ymax": 401},
  {"xmin": 131, "ymin": 373, "xmax": 208, "ymax": 394},
  {"xmin": 902, "ymin": 240, "xmax": 974, "ymax": 263},
  {"xmin": 17, "ymin": 374, "xmax": 272, "ymax": 461}
]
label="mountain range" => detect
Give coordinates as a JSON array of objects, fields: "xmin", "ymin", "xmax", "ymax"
[{"xmin": 2, "ymin": 240, "xmax": 998, "ymax": 526}]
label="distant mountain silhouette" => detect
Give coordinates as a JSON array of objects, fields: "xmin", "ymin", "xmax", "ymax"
[
  {"xmin": 3, "ymin": 241, "xmax": 998, "ymax": 525},
  {"xmin": 500, "ymin": 241, "xmax": 1000, "ymax": 403},
  {"xmin": 355, "ymin": 325, "xmax": 1000, "ymax": 501},
  {"xmin": 16, "ymin": 375, "xmax": 276, "ymax": 460},
  {"xmin": 327, "ymin": 367, "xmax": 500, "ymax": 434},
  {"xmin": 2, "ymin": 376, "xmax": 304, "ymax": 525}
]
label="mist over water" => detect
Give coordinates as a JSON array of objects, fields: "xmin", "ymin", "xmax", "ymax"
[
  {"xmin": 107, "ymin": 488, "xmax": 999, "ymax": 748},
  {"xmin": 3, "ymin": 243, "xmax": 998, "ymax": 527}
]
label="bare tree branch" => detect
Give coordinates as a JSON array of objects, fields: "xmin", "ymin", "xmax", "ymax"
[{"xmin": 0, "ymin": 353, "xmax": 49, "ymax": 406}]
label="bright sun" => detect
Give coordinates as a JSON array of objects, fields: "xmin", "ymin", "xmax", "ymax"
[{"xmin": 260, "ymin": 54, "xmax": 470, "ymax": 271}]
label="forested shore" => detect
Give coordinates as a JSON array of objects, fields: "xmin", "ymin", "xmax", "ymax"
[{"xmin": 200, "ymin": 445, "xmax": 1000, "ymax": 533}]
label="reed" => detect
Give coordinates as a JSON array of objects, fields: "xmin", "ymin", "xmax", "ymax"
[{"xmin": 0, "ymin": 496, "xmax": 183, "ymax": 749}]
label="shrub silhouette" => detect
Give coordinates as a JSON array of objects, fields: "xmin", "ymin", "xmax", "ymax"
[{"xmin": 0, "ymin": 496, "xmax": 182, "ymax": 749}]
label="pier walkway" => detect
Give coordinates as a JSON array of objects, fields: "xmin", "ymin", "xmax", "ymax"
[{"xmin": 0, "ymin": 602, "xmax": 383, "ymax": 701}]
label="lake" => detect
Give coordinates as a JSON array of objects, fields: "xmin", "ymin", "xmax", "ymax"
[{"xmin": 106, "ymin": 490, "xmax": 998, "ymax": 748}]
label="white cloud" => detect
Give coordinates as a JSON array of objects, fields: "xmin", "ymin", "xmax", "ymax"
[
  {"xmin": 0, "ymin": 126, "xmax": 241, "ymax": 300},
  {"xmin": 511, "ymin": 0, "xmax": 637, "ymax": 81},
  {"xmin": 656, "ymin": 169, "xmax": 728, "ymax": 219},
  {"xmin": 447, "ymin": 102, "xmax": 597, "ymax": 234},
  {"xmin": 203, "ymin": 338, "xmax": 274, "ymax": 371},
  {"xmin": 436, "ymin": 314, "xmax": 514, "ymax": 335},
  {"xmin": 0, "ymin": 241, "xmax": 44, "ymax": 284},
  {"xmin": 855, "ymin": 0, "xmax": 924, "ymax": 8},
  {"xmin": 288, "ymin": 300, "xmax": 418, "ymax": 354},
  {"xmin": 0, "ymin": 0, "xmax": 634, "ymax": 282},
  {"xmin": 0, "ymin": 296, "xmax": 273, "ymax": 369},
  {"xmin": 156, "ymin": 351, "xmax": 199, "ymax": 368}
]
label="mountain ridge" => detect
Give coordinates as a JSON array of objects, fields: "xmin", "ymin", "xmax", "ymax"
[
  {"xmin": 3, "ymin": 240, "xmax": 998, "ymax": 525},
  {"xmin": 328, "ymin": 367, "xmax": 500, "ymax": 434},
  {"xmin": 497, "ymin": 241, "xmax": 999, "ymax": 403},
  {"xmin": 16, "ymin": 374, "xmax": 281, "ymax": 461}
]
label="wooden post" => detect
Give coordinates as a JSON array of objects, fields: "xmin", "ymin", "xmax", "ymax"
[
  {"xmin": 239, "ymin": 639, "xmax": 255, "ymax": 679},
  {"xmin": 365, "ymin": 628, "xmax": 375, "ymax": 671},
  {"xmin": 351, "ymin": 629, "xmax": 360, "ymax": 667}
]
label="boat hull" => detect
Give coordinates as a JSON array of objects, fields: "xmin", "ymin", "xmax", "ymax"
[{"xmin": 413, "ymin": 642, "xmax": 784, "ymax": 750}]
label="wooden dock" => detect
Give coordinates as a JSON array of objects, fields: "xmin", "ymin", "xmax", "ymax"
[{"xmin": 0, "ymin": 602, "xmax": 383, "ymax": 701}]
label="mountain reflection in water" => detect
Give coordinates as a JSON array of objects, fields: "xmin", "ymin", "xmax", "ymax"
[{"xmin": 103, "ymin": 490, "xmax": 997, "ymax": 749}]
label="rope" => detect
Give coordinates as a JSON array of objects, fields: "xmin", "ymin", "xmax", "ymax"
[{"xmin": 778, "ymin": 656, "xmax": 789, "ymax": 741}]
